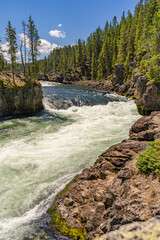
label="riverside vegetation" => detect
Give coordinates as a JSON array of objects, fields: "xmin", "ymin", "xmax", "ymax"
[
  {"xmin": 38, "ymin": 0, "xmax": 160, "ymax": 85},
  {"xmin": 38, "ymin": 0, "xmax": 160, "ymax": 115},
  {"xmin": 1, "ymin": 0, "xmax": 160, "ymax": 86},
  {"xmin": 0, "ymin": 16, "xmax": 43, "ymax": 117},
  {"xmin": 0, "ymin": 0, "xmax": 160, "ymax": 239}
]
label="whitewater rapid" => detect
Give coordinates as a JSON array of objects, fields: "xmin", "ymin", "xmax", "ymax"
[{"xmin": 0, "ymin": 83, "xmax": 140, "ymax": 239}]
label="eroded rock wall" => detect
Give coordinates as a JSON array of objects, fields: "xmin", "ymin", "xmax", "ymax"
[
  {"xmin": 0, "ymin": 84, "xmax": 43, "ymax": 117},
  {"xmin": 114, "ymin": 64, "xmax": 160, "ymax": 115}
]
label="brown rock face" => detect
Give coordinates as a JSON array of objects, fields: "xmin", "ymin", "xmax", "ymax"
[
  {"xmin": 49, "ymin": 112, "xmax": 160, "ymax": 239},
  {"xmin": 0, "ymin": 84, "xmax": 43, "ymax": 117},
  {"xmin": 115, "ymin": 65, "xmax": 160, "ymax": 116}
]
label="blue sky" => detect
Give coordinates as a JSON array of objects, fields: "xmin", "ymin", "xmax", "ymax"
[{"xmin": 0, "ymin": 0, "xmax": 139, "ymax": 60}]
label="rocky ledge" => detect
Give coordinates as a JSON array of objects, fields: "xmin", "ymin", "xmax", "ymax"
[
  {"xmin": 48, "ymin": 111, "xmax": 160, "ymax": 240},
  {"xmin": 95, "ymin": 216, "xmax": 160, "ymax": 240},
  {"xmin": 0, "ymin": 82, "xmax": 43, "ymax": 117}
]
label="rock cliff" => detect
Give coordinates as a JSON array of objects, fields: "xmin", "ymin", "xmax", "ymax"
[
  {"xmin": 48, "ymin": 112, "xmax": 160, "ymax": 240},
  {"xmin": 113, "ymin": 64, "xmax": 160, "ymax": 116},
  {"xmin": 0, "ymin": 83, "xmax": 43, "ymax": 117}
]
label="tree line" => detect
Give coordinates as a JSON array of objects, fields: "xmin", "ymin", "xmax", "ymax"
[
  {"xmin": 0, "ymin": 16, "xmax": 40, "ymax": 84},
  {"xmin": 39, "ymin": 0, "xmax": 160, "ymax": 83},
  {"xmin": 0, "ymin": 0, "xmax": 159, "ymax": 84}
]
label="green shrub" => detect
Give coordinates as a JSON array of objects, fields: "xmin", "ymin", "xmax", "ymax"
[{"xmin": 136, "ymin": 139, "xmax": 160, "ymax": 177}]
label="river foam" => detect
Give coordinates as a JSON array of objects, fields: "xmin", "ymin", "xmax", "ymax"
[{"xmin": 0, "ymin": 85, "xmax": 140, "ymax": 239}]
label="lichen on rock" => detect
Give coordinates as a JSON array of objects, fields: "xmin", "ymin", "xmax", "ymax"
[{"xmin": 94, "ymin": 217, "xmax": 160, "ymax": 240}]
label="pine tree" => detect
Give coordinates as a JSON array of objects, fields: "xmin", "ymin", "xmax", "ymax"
[
  {"xmin": 21, "ymin": 20, "xmax": 27, "ymax": 79},
  {"xmin": 117, "ymin": 12, "xmax": 128, "ymax": 63},
  {"xmin": 0, "ymin": 38, "xmax": 4, "ymax": 72},
  {"xmin": 86, "ymin": 34, "xmax": 93, "ymax": 78},
  {"xmin": 5, "ymin": 21, "xmax": 18, "ymax": 84},
  {"xmin": 27, "ymin": 15, "xmax": 41, "ymax": 79},
  {"xmin": 91, "ymin": 27, "xmax": 102, "ymax": 79},
  {"xmin": 38, "ymin": 0, "xmax": 160, "ymax": 84}
]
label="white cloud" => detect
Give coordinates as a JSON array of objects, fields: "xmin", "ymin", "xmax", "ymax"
[
  {"xmin": 39, "ymin": 39, "xmax": 61, "ymax": 54},
  {"xmin": 1, "ymin": 42, "xmax": 10, "ymax": 61},
  {"xmin": 1, "ymin": 42, "xmax": 21, "ymax": 61},
  {"xmin": 58, "ymin": 24, "xmax": 62, "ymax": 27},
  {"xmin": 19, "ymin": 34, "xmax": 61, "ymax": 55},
  {"xmin": 49, "ymin": 30, "xmax": 66, "ymax": 38},
  {"xmin": 71, "ymin": 43, "xmax": 76, "ymax": 47},
  {"xmin": 19, "ymin": 33, "xmax": 30, "ymax": 48},
  {"xmin": 1, "ymin": 34, "xmax": 62, "ymax": 62},
  {"xmin": 1, "ymin": 42, "xmax": 9, "ymax": 53}
]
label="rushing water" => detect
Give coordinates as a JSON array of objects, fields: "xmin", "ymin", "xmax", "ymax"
[{"xmin": 0, "ymin": 82, "xmax": 140, "ymax": 240}]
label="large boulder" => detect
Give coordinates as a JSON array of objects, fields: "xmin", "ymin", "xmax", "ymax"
[{"xmin": 135, "ymin": 79, "xmax": 160, "ymax": 115}]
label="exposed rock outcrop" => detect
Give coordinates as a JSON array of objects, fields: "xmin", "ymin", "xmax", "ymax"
[
  {"xmin": 135, "ymin": 78, "xmax": 160, "ymax": 115},
  {"xmin": 48, "ymin": 112, "xmax": 160, "ymax": 240},
  {"xmin": 117, "ymin": 69, "xmax": 160, "ymax": 115},
  {"xmin": 95, "ymin": 216, "xmax": 160, "ymax": 240},
  {"xmin": 0, "ymin": 83, "xmax": 43, "ymax": 117}
]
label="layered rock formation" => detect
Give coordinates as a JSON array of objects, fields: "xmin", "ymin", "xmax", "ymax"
[
  {"xmin": 113, "ymin": 64, "xmax": 160, "ymax": 116},
  {"xmin": 48, "ymin": 112, "xmax": 160, "ymax": 240},
  {"xmin": 0, "ymin": 83, "xmax": 43, "ymax": 117}
]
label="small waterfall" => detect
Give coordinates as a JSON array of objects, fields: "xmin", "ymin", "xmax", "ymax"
[{"xmin": 42, "ymin": 83, "xmax": 129, "ymax": 110}]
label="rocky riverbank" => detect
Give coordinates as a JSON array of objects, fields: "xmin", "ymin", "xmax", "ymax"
[
  {"xmin": 0, "ymin": 73, "xmax": 43, "ymax": 117},
  {"xmin": 48, "ymin": 111, "xmax": 160, "ymax": 240},
  {"xmin": 43, "ymin": 62, "xmax": 160, "ymax": 115},
  {"xmin": 73, "ymin": 64, "xmax": 160, "ymax": 116},
  {"xmin": 40, "ymin": 63, "xmax": 160, "ymax": 116}
]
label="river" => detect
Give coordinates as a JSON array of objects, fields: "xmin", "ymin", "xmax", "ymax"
[{"xmin": 0, "ymin": 82, "xmax": 140, "ymax": 240}]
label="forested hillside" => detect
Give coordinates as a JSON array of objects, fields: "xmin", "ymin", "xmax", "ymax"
[{"xmin": 39, "ymin": 0, "xmax": 160, "ymax": 83}]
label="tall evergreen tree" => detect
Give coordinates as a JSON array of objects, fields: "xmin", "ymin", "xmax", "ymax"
[
  {"xmin": 21, "ymin": 21, "xmax": 27, "ymax": 79},
  {"xmin": 5, "ymin": 21, "xmax": 18, "ymax": 84},
  {"xmin": 27, "ymin": 15, "xmax": 41, "ymax": 78},
  {"xmin": 0, "ymin": 38, "xmax": 4, "ymax": 72},
  {"xmin": 39, "ymin": 0, "xmax": 160, "ymax": 83}
]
